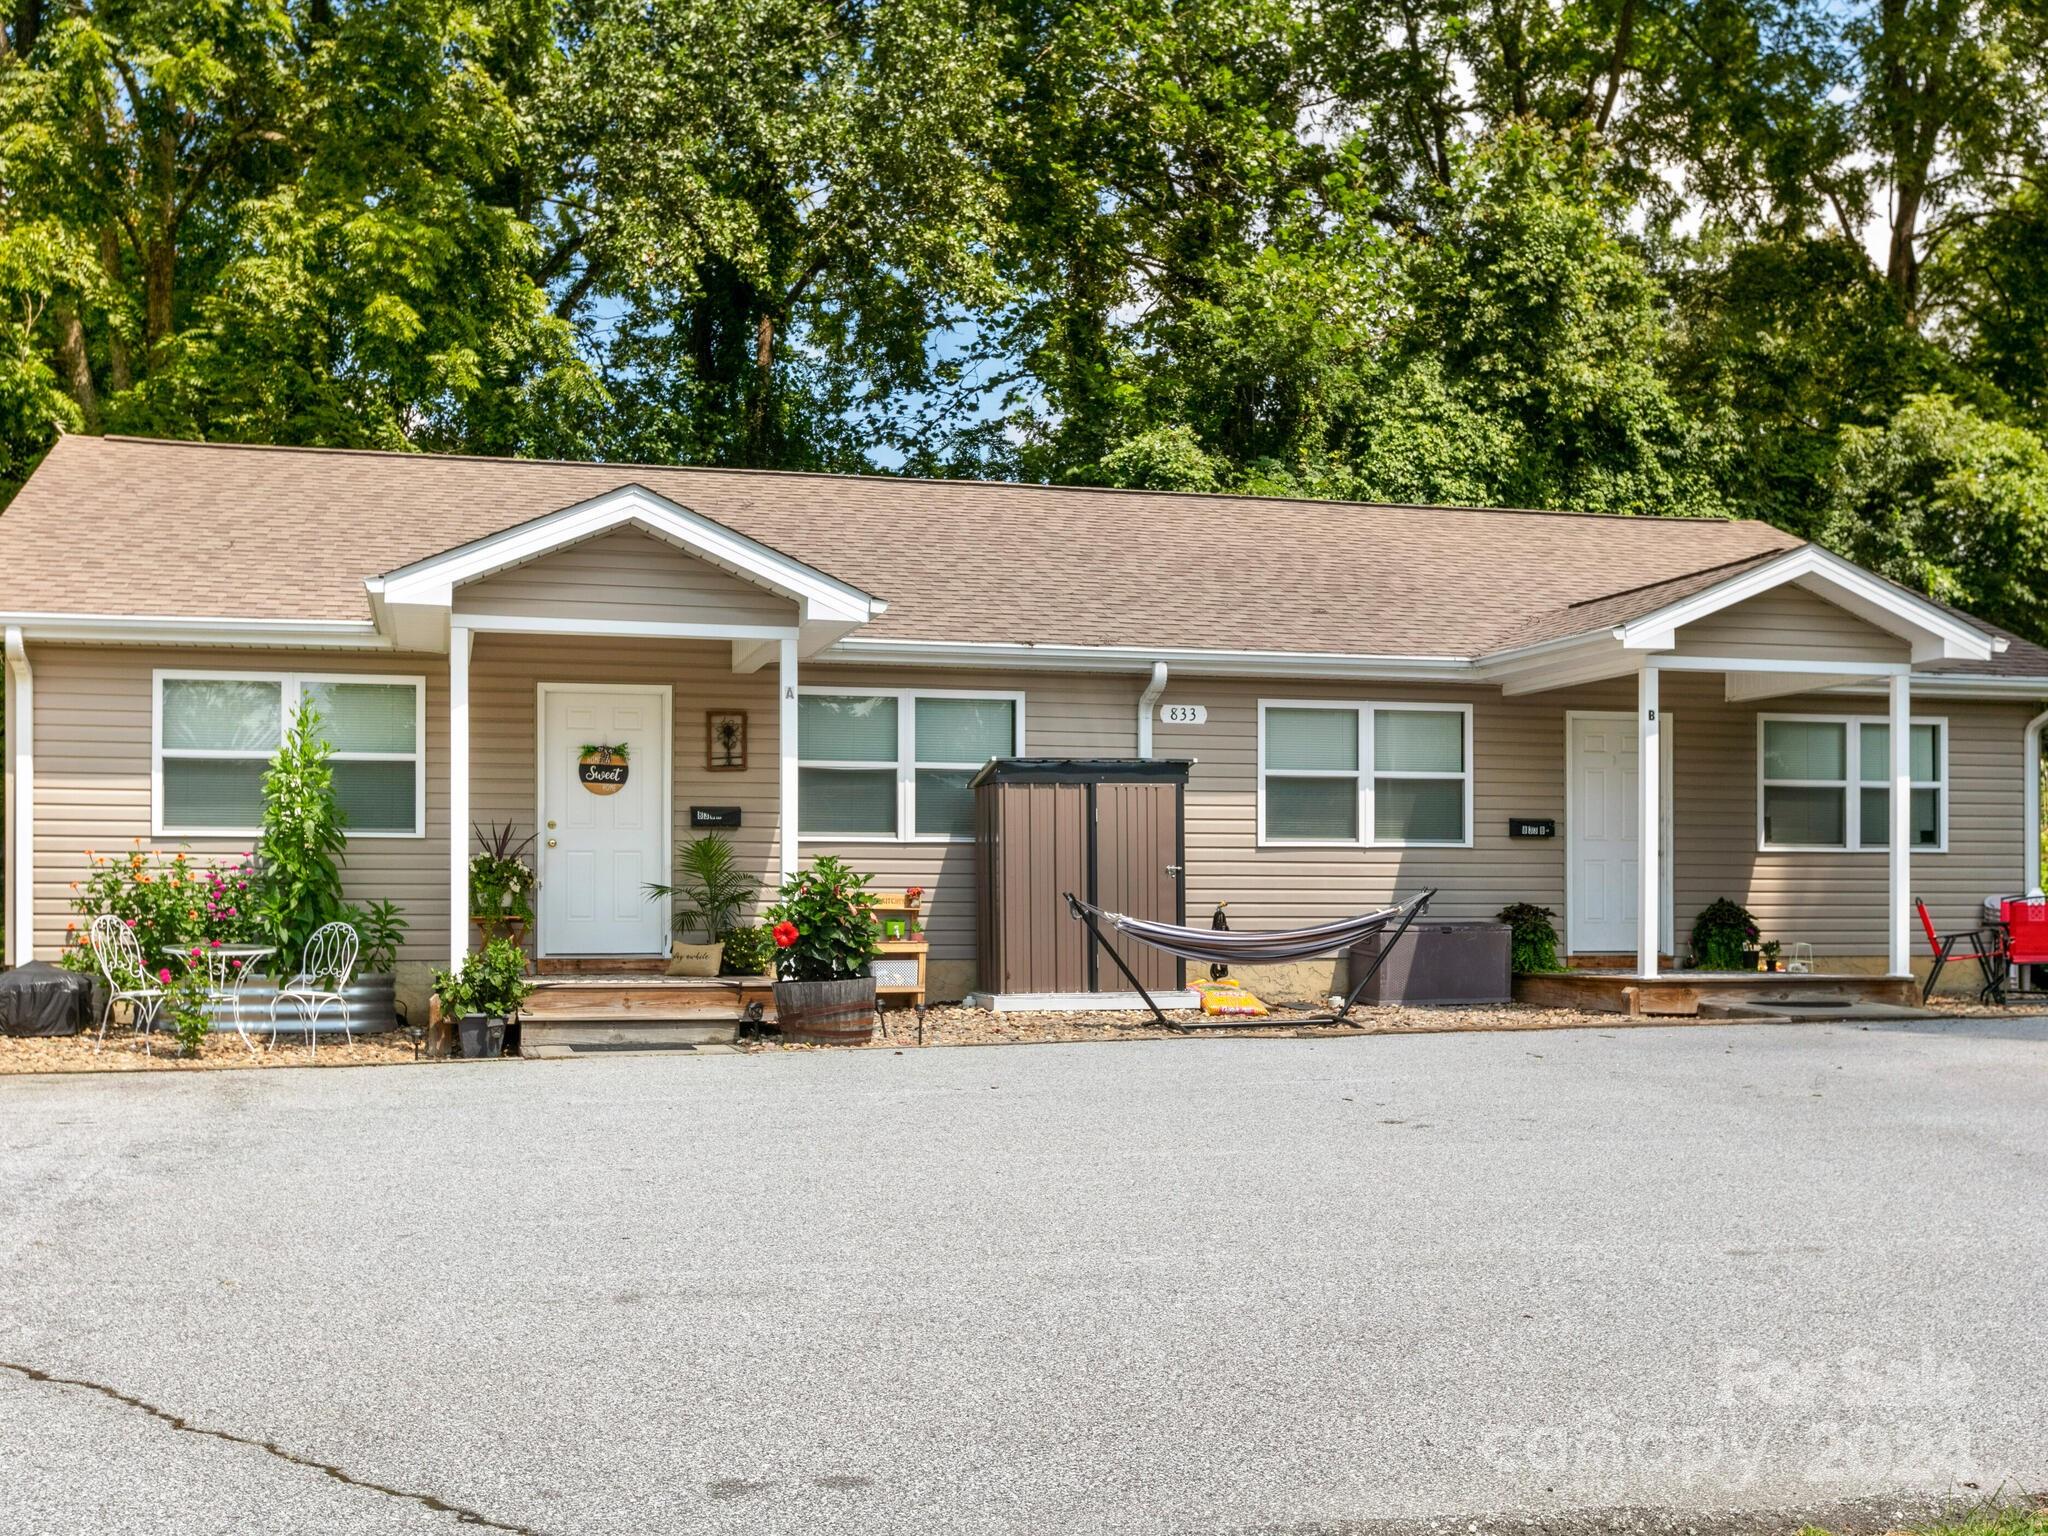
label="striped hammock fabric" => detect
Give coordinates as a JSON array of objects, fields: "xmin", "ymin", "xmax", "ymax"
[{"xmin": 1066, "ymin": 890, "xmax": 1431, "ymax": 966}]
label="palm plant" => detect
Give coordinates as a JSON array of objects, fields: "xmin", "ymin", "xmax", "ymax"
[{"xmin": 646, "ymin": 834, "xmax": 759, "ymax": 942}]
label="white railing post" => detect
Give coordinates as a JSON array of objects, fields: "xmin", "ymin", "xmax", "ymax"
[
  {"xmin": 449, "ymin": 623, "xmax": 472, "ymax": 972},
  {"xmin": 1889, "ymin": 672, "xmax": 1911, "ymax": 976},
  {"xmin": 1637, "ymin": 664, "xmax": 1661, "ymax": 979},
  {"xmin": 778, "ymin": 636, "xmax": 799, "ymax": 885},
  {"xmin": 5, "ymin": 627, "xmax": 32, "ymax": 965}
]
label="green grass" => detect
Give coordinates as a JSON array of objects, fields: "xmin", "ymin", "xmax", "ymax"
[{"xmin": 1807, "ymin": 1503, "xmax": 2047, "ymax": 1536}]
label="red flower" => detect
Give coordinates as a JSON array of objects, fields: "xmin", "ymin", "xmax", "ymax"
[{"xmin": 773, "ymin": 921, "xmax": 800, "ymax": 949}]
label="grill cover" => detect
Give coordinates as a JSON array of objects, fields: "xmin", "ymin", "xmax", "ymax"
[{"xmin": 0, "ymin": 961, "xmax": 98, "ymax": 1037}]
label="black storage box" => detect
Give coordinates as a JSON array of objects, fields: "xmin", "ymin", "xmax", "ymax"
[
  {"xmin": 1346, "ymin": 921, "xmax": 1511, "ymax": 1005},
  {"xmin": 0, "ymin": 961, "xmax": 100, "ymax": 1037}
]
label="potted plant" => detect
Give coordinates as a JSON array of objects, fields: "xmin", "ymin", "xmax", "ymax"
[
  {"xmin": 1762, "ymin": 939, "xmax": 1784, "ymax": 973},
  {"xmin": 1691, "ymin": 898, "xmax": 1760, "ymax": 972},
  {"xmin": 1496, "ymin": 902, "xmax": 1561, "ymax": 974},
  {"xmin": 470, "ymin": 822, "xmax": 538, "ymax": 949},
  {"xmin": 645, "ymin": 833, "xmax": 758, "ymax": 976},
  {"xmin": 763, "ymin": 856, "xmax": 881, "ymax": 1043},
  {"xmin": 431, "ymin": 938, "xmax": 535, "ymax": 1059},
  {"xmin": 717, "ymin": 923, "xmax": 774, "ymax": 978}
]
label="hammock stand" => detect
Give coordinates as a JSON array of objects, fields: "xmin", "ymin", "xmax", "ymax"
[{"xmin": 1062, "ymin": 887, "xmax": 1436, "ymax": 1030}]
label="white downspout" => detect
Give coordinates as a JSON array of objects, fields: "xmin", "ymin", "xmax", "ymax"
[
  {"xmin": 2026, "ymin": 709, "xmax": 2048, "ymax": 896},
  {"xmin": 1136, "ymin": 662, "xmax": 1168, "ymax": 758},
  {"xmin": 6, "ymin": 628, "xmax": 32, "ymax": 966}
]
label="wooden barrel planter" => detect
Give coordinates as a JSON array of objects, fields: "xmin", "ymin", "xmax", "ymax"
[{"xmin": 773, "ymin": 976, "xmax": 876, "ymax": 1044}]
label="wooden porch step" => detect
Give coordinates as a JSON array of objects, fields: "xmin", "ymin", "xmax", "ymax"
[
  {"xmin": 520, "ymin": 975, "xmax": 777, "ymax": 1024},
  {"xmin": 535, "ymin": 955, "xmax": 670, "ymax": 976},
  {"xmin": 520, "ymin": 1018, "xmax": 741, "ymax": 1052}
]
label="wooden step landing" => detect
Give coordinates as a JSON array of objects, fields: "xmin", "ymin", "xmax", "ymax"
[{"xmin": 519, "ymin": 974, "xmax": 776, "ymax": 1056}]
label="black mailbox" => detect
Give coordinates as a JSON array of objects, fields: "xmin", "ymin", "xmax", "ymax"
[
  {"xmin": 691, "ymin": 806, "xmax": 743, "ymax": 829},
  {"xmin": 1508, "ymin": 817, "xmax": 1556, "ymax": 839}
]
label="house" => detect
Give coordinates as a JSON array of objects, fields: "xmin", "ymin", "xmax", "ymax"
[{"xmin": 3, "ymin": 434, "xmax": 2044, "ymax": 1011}]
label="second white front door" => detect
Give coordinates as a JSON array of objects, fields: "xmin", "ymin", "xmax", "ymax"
[
  {"xmin": 1566, "ymin": 711, "xmax": 1673, "ymax": 956},
  {"xmin": 539, "ymin": 686, "xmax": 668, "ymax": 956}
]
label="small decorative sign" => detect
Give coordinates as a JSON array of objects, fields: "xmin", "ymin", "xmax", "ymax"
[
  {"xmin": 578, "ymin": 743, "xmax": 629, "ymax": 795},
  {"xmin": 707, "ymin": 710, "xmax": 748, "ymax": 772},
  {"xmin": 1508, "ymin": 817, "xmax": 1556, "ymax": 839},
  {"xmin": 1159, "ymin": 703, "xmax": 1207, "ymax": 726},
  {"xmin": 691, "ymin": 805, "xmax": 743, "ymax": 829}
]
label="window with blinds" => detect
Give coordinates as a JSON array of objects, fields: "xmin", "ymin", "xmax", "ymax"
[
  {"xmin": 1259, "ymin": 700, "xmax": 1472, "ymax": 846},
  {"xmin": 1759, "ymin": 714, "xmax": 1945, "ymax": 852},
  {"xmin": 798, "ymin": 689, "xmax": 1021, "ymax": 840},
  {"xmin": 155, "ymin": 672, "xmax": 425, "ymax": 837}
]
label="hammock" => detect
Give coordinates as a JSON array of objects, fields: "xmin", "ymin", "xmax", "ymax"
[{"xmin": 1063, "ymin": 888, "xmax": 1435, "ymax": 1028}]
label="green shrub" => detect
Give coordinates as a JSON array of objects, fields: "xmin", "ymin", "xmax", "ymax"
[
  {"xmin": 1691, "ymin": 897, "xmax": 1760, "ymax": 970},
  {"xmin": 718, "ymin": 923, "xmax": 775, "ymax": 976},
  {"xmin": 1497, "ymin": 902, "xmax": 1561, "ymax": 973},
  {"xmin": 432, "ymin": 938, "xmax": 535, "ymax": 1019},
  {"xmin": 253, "ymin": 702, "xmax": 348, "ymax": 974},
  {"xmin": 764, "ymin": 856, "xmax": 880, "ymax": 982}
]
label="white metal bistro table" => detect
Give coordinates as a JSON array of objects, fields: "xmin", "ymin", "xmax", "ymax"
[{"xmin": 183, "ymin": 943, "xmax": 277, "ymax": 1054}]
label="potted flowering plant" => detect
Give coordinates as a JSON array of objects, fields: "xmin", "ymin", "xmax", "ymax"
[
  {"xmin": 1690, "ymin": 898, "xmax": 1760, "ymax": 972},
  {"xmin": 763, "ymin": 856, "xmax": 881, "ymax": 1042},
  {"xmin": 431, "ymin": 938, "xmax": 535, "ymax": 1058}
]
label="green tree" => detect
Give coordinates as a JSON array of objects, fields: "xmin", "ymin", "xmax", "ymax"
[
  {"xmin": 1822, "ymin": 393, "xmax": 2048, "ymax": 642},
  {"xmin": 553, "ymin": 0, "xmax": 1010, "ymax": 469}
]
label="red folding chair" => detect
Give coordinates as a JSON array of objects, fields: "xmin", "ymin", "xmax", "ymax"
[
  {"xmin": 1996, "ymin": 897, "xmax": 2048, "ymax": 1000},
  {"xmin": 1915, "ymin": 899, "xmax": 2007, "ymax": 1003}
]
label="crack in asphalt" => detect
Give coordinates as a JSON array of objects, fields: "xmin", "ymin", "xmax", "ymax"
[{"xmin": 0, "ymin": 1359, "xmax": 552, "ymax": 1535}]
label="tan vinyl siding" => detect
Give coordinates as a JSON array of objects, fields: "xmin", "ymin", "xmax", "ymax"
[
  {"xmin": 1670, "ymin": 585, "xmax": 1909, "ymax": 664},
  {"xmin": 27, "ymin": 645, "xmax": 449, "ymax": 961},
  {"xmin": 454, "ymin": 526, "xmax": 797, "ymax": 627},
  {"xmin": 1155, "ymin": 679, "xmax": 1567, "ymax": 931},
  {"xmin": 795, "ymin": 665, "xmax": 1141, "ymax": 963},
  {"xmin": 1155, "ymin": 670, "xmax": 2034, "ymax": 962},
  {"xmin": 467, "ymin": 634, "xmax": 782, "ymax": 949}
]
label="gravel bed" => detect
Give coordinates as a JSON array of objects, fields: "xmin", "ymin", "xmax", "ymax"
[
  {"xmin": 752, "ymin": 999, "xmax": 1684, "ymax": 1050},
  {"xmin": 0, "ymin": 1028, "xmax": 422, "ymax": 1074}
]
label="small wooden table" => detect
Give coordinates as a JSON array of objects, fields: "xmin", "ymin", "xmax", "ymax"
[{"xmin": 870, "ymin": 892, "xmax": 929, "ymax": 1008}]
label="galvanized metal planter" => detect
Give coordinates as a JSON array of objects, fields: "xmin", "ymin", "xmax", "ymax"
[{"xmin": 203, "ymin": 972, "xmax": 401, "ymax": 1036}]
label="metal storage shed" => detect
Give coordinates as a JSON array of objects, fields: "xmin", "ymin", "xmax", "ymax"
[{"xmin": 972, "ymin": 758, "xmax": 1191, "ymax": 1003}]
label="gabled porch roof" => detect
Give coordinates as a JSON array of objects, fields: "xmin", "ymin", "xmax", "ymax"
[{"xmin": 367, "ymin": 484, "xmax": 886, "ymax": 658}]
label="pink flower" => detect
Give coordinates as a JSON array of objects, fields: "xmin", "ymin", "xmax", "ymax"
[
  {"xmin": 210, "ymin": 938, "xmax": 221, "ymax": 948},
  {"xmin": 157, "ymin": 968, "xmax": 172, "ymax": 983},
  {"xmin": 125, "ymin": 918, "xmax": 138, "ymax": 928}
]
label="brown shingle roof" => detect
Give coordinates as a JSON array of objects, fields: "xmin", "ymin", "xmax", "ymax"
[{"xmin": 1, "ymin": 434, "xmax": 2034, "ymax": 678}]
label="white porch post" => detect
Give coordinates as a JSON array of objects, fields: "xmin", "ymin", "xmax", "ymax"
[
  {"xmin": 1637, "ymin": 664, "xmax": 1661, "ymax": 979},
  {"xmin": 449, "ymin": 622, "xmax": 472, "ymax": 971},
  {"xmin": 1889, "ymin": 671, "xmax": 1912, "ymax": 976},
  {"xmin": 5, "ymin": 627, "xmax": 32, "ymax": 966},
  {"xmin": 778, "ymin": 635, "xmax": 799, "ymax": 885}
]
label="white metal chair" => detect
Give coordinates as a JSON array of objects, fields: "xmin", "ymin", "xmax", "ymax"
[
  {"xmin": 269, "ymin": 921, "xmax": 359, "ymax": 1055},
  {"xmin": 88, "ymin": 914, "xmax": 167, "ymax": 1054}
]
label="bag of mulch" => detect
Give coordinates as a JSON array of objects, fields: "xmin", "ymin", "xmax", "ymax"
[{"xmin": 1192, "ymin": 979, "xmax": 1268, "ymax": 1018}]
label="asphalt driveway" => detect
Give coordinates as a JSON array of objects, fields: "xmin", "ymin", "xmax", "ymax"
[{"xmin": 2, "ymin": 1017, "xmax": 2044, "ymax": 1535}]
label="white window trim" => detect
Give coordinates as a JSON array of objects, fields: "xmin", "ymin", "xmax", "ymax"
[
  {"xmin": 1256, "ymin": 699, "xmax": 1475, "ymax": 849},
  {"xmin": 797, "ymin": 685, "xmax": 1026, "ymax": 843},
  {"xmin": 1756, "ymin": 712, "xmax": 1948, "ymax": 854},
  {"xmin": 152, "ymin": 668, "xmax": 428, "ymax": 840}
]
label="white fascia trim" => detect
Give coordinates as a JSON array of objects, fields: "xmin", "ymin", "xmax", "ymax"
[
  {"xmin": 378, "ymin": 484, "xmax": 883, "ymax": 626},
  {"xmin": 451, "ymin": 613, "xmax": 800, "ymax": 643},
  {"xmin": 1822, "ymin": 676, "xmax": 2048, "ymax": 699},
  {"xmin": 822, "ymin": 636, "xmax": 1476, "ymax": 681},
  {"xmin": 1615, "ymin": 547, "xmax": 1994, "ymax": 662},
  {"xmin": 1648, "ymin": 654, "xmax": 1911, "ymax": 676},
  {"xmin": 0, "ymin": 612, "xmax": 390, "ymax": 648}
]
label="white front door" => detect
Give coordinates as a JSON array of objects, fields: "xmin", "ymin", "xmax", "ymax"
[
  {"xmin": 1566, "ymin": 712, "xmax": 1673, "ymax": 956},
  {"xmin": 538, "ymin": 686, "xmax": 668, "ymax": 956}
]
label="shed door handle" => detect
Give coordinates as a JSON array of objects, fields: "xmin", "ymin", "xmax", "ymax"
[{"xmin": 1165, "ymin": 865, "xmax": 1182, "ymax": 878}]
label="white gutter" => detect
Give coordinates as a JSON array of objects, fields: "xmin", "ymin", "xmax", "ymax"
[
  {"xmin": 1136, "ymin": 662, "xmax": 1168, "ymax": 757},
  {"xmin": 824, "ymin": 636, "xmax": 1475, "ymax": 681},
  {"xmin": 0, "ymin": 612, "xmax": 390, "ymax": 649},
  {"xmin": 6, "ymin": 628, "xmax": 32, "ymax": 965}
]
